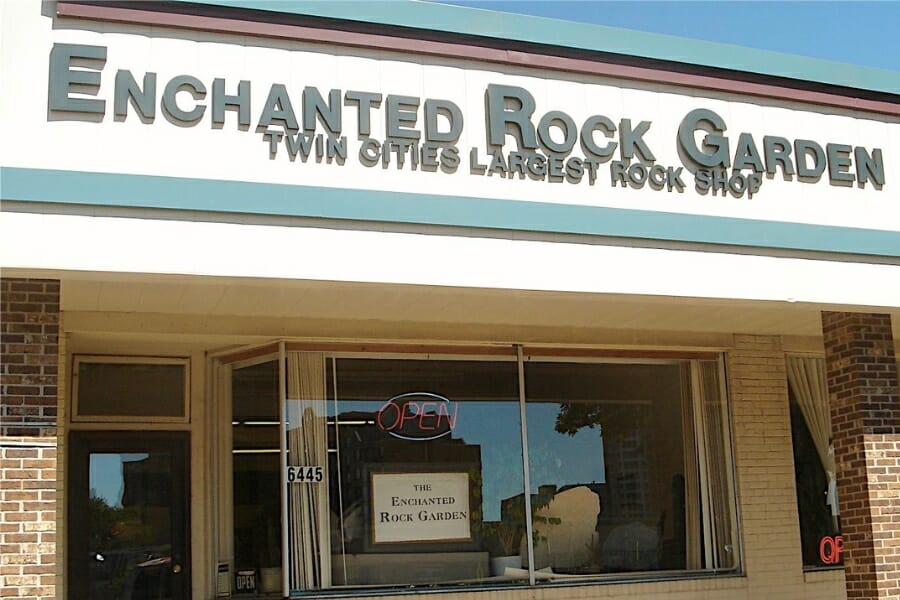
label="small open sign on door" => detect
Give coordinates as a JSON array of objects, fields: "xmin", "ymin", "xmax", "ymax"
[{"xmin": 234, "ymin": 569, "xmax": 257, "ymax": 594}]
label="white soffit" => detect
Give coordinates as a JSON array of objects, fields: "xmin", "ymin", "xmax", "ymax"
[{"xmin": 2, "ymin": 212, "xmax": 898, "ymax": 313}]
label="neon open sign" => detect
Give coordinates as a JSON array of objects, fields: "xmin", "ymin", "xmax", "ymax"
[
  {"xmin": 376, "ymin": 392, "xmax": 459, "ymax": 441},
  {"xmin": 819, "ymin": 535, "xmax": 844, "ymax": 565}
]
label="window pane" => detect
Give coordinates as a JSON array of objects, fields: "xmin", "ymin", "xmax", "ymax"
[
  {"xmin": 285, "ymin": 356, "xmax": 526, "ymax": 591},
  {"xmin": 77, "ymin": 362, "xmax": 185, "ymax": 418},
  {"xmin": 789, "ymin": 389, "xmax": 842, "ymax": 568},
  {"xmin": 275, "ymin": 352, "xmax": 739, "ymax": 591},
  {"xmin": 524, "ymin": 362, "xmax": 688, "ymax": 576},
  {"xmin": 785, "ymin": 356, "xmax": 842, "ymax": 569},
  {"xmin": 231, "ymin": 360, "xmax": 282, "ymax": 593},
  {"xmin": 87, "ymin": 452, "xmax": 173, "ymax": 599}
]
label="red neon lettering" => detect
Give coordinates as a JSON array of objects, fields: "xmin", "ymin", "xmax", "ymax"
[
  {"xmin": 418, "ymin": 402, "xmax": 437, "ymax": 430},
  {"xmin": 437, "ymin": 402, "xmax": 459, "ymax": 430},
  {"xmin": 819, "ymin": 537, "xmax": 833, "ymax": 564},
  {"xmin": 376, "ymin": 394, "xmax": 459, "ymax": 438},
  {"xmin": 376, "ymin": 402, "xmax": 401, "ymax": 431},
  {"xmin": 819, "ymin": 535, "xmax": 844, "ymax": 565},
  {"xmin": 399, "ymin": 402, "xmax": 420, "ymax": 429}
]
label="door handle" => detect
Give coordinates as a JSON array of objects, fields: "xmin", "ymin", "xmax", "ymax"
[{"xmin": 172, "ymin": 563, "xmax": 183, "ymax": 574}]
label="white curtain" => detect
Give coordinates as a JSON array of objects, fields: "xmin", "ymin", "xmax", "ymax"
[
  {"xmin": 286, "ymin": 352, "xmax": 331, "ymax": 591},
  {"xmin": 786, "ymin": 356, "xmax": 838, "ymax": 523},
  {"xmin": 680, "ymin": 364, "xmax": 702, "ymax": 570},
  {"xmin": 693, "ymin": 361, "xmax": 737, "ymax": 570}
]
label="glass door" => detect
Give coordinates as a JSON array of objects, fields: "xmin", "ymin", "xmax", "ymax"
[{"xmin": 68, "ymin": 432, "xmax": 190, "ymax": 600}]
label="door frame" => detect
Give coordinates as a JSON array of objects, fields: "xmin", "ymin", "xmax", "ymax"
[{"xmin": 67, "ymin": 430, "xmax": 192, "ymax": 600}]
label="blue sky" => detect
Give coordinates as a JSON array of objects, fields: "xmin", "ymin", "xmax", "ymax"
[{"xmin": 436, "ymin": 1, "xmax": 900, "ymax": 72}]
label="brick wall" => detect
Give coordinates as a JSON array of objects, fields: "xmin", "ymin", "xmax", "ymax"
[
  {"xmin": 1, "ymin": 278, "xmax": 59, "ymax": 600},
  {"xmin": 821, "ymin": 312, "xmax": 900, "ymax": 600},
  {"xmin": 725, "ymin": 334, "xmax": 811, "ymax": 599},
  {"xmin": 0, "ymin": 439, "xmax": 57, "ymax": 600},
  {"xmin": 1, "ymin": 278, "xmax": 59, "ymax": 438}
]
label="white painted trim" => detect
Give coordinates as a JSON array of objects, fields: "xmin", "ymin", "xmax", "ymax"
[
  {"xmin": 3, "ymin": 212, "xmax": 899, "ymax": 308},
  {"xmin": 278, "ymin": 341, "xmax": 289, "ymax": 597},
  {"xmin": 517, "ymin": 345, "xmax": 536, "ymax": 586}
]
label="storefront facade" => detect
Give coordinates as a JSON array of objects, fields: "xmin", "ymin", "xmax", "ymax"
[{"xmin": 1, "ymin": 1, "xmax": 898, "ymax": 599}]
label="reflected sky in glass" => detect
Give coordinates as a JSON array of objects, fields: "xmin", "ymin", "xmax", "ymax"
[
  {"xmin": 89, "ymin": 453, "xmax": 149, "ymax": 507},
  {"xmin": 526, "ymin": 403, "xmax": 606, "ymax": 492}
]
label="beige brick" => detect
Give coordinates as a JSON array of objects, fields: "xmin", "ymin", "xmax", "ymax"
[{"xmin": 0, "ymin": 553, "xmax": 36, "ymax": 566}]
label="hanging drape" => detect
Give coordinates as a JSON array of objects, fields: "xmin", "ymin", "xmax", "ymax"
[
  {"xmin": 286, "ymin": 352, "xmax": 331, "ymax": 591},
  {"xmin": 786, "ymin": 356, "xmax": 838, "ymax": 522},
  {"xmin": 694, "ymin": 361, "xmax": 737, "ymax": 570},
  {"xmin": 680, "ymin": 364, "xmax": 702, "ymax": 570}
]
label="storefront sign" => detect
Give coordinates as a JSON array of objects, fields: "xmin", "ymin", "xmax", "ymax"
[
  {"xmin": 819, "ymin": 535, "xmax": 844, "ymax": 565},
  {"xmin": 234, "ymin": 569, "xmax": 257, "ymax": 594},
  {"xmin": 376, "ymin": 392, "xmax": 458, "ymax": 441},
  {"xmin": 47, "ymin": 43, "xmax": 887, "ymax": 200},
  {"xmin": 371, "ymin": 472, "xmax": 471, "ymax": 544}
]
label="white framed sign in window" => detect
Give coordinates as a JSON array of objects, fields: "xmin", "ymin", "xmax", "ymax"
[{"xmin": 371, "ymin": 471, "xmax": 472, "ymax": 544}]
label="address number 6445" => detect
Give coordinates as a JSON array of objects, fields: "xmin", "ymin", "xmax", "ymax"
[{"xmin": 286, "ymin": 466, "xmax": 324, "ymax": 483}]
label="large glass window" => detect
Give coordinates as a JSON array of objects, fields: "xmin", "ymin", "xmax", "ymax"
[
  {"xmin": 220, "ymin": 348, "xmax": 739, "ymax": 595},
  {"xmin": 523, "ymin": 359, "xmax": 737, "ymax": 579},
  {"xmin": 285, "ymin": 355, "xmax": 526, "ymax": 591}
]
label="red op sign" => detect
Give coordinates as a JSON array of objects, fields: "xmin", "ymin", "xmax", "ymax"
[{"xmin": 819, "ymin": 535, "xmax": 844, "ymax": 565}]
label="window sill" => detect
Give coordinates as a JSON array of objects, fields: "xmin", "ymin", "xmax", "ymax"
[
  {"xmin": 287, "ymin": 570, "xmax": 747, "ymax": 598},
  {"xmin": 803, "ymin": 568, "xmax": 844, "ymax": 584}
]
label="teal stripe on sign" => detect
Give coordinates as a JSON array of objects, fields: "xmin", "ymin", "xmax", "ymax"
[{"xmin": 2, "ymin": 166, "xmax": 899, "ymax": 257}]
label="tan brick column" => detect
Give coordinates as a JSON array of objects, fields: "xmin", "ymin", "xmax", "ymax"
[
  {"xmin": 821, "ymin": 312, "xmax": 900, "ymax": 599},
  {"xmin": 726, "ymin": 335, "xmax": 804, "ymax": 595}
]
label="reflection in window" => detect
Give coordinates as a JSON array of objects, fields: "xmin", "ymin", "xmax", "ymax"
[
  {"xmin": 525, "ymin": 362, "xmax": 686, "ymax": 574},
  {"xmin": 226, "ymin": 351, "xmax": 739, "ymax": 593},
  {"xmin": 86, "ymin": 452, "xmax": 173, "ymax": 600},
  {"xmin": 523, "ymin": 360, "xmax": 736, "ymax": 579},
  {"xmin": 285, "ymin": 356, "xmax": 526, "ymax": 591}
]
